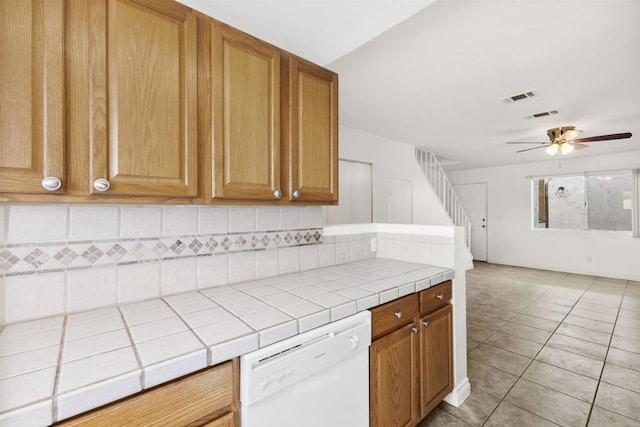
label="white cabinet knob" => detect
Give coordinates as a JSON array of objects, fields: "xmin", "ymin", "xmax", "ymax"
[
  {"xmin": 41, "ymin": 176, "xmax": 62, "ymax": 191},
  {"xmin": 274, "ymin": 189, "xmax": 282, "ymax": 200},
  {"xmin": 394, "ymin": 311, "xmax": 403, "ymax": 319},
  {"xmin": 436, "ymin": 293, "xmax": 444, "ymax": 300},
  {"xmin": 93, "ymin": 178, "xmax": 110, "ymax": 192},
  {"xmin": 292, "ymin": 190, "xmax": 301, "ymax": 199}
]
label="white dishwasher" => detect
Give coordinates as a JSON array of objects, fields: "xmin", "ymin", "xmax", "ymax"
[{"xmin": 240, "ymin": 311, "xmax": 371, "ymax": 427}]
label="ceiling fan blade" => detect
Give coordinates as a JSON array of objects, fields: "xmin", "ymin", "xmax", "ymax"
[
  {"xmin": 506, "ymin": 141, "xmax": 548, "ymax": 144},
  {"xmin": 560, "ymin": 129, "xmax": 583, "ymax": 141},
  {"xmin": 516, "ymin": 145, "xmax": 550, "ymax": 153},
  {"xmin": 573, "ymin": 132, "xmax": 632, "ymax": 143},
  {"xmin": 572, "ymin": 143, "xmax": 589, "ymax": 150}
]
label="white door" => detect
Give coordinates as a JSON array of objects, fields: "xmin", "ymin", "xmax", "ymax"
[
  {"xmin": 387, "ymin": 178, "xmax": 412, "ymax": 224},
  {"xmin": 453, "ymin": 183, "xmax": 487, "ymax": 261},
  {"xmin": 326, "ymin": 160, "xmax": 372, "ymax": 225}
]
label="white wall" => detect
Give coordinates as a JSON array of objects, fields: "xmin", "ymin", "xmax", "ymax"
[
  {"xmin": 337, "ymin": 125, "xmax": 451, "ymax": 225},
  {"xmin": 447, "ymin": 151, "xmax": 640, "ymax": 281}
]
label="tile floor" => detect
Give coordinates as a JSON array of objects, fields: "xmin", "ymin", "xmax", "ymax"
[{"xmin": 419, "ymin": 262, "xmax": 640, "ymax": 427}]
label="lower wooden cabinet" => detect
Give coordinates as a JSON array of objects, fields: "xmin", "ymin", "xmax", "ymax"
[
  {"xmin": 56, "ymin": 359, "xmax": 239, "ymax": 427},
  {"xmin": 202, "ymin": 412, "xmax": 236, "ymax": 427},
  {"xmin": 370, "ymin": 322, "xmax": 420, "ymax": 427},
  {"xmin": 370, "ymin": 281, "xmax": 453, "ymax": 427},
  {"xmin": 419, "ymin": 304, "xmax": 453, "ymax": 418}
]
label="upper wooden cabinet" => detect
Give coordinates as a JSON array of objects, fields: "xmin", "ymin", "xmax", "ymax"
[
  {"xmin": 87, "ymin": 0, "xmax": 198, "ymax": 197},
  {"xmin": 282, "ymin": 56, "xmax": 339, "ymax": 203},
  {"xmin": 0, "ymin": 0, "xmax": 338, "ymax": 205},
  {"xmin": 200, "ymin": 18, "xmax": 338, "ymax": 205},
  {"xmin": 201, "ymin": 19, "xmax": 281, "ymax": 201},
  {"xmin": 0, "ymin": 0, "xmax": 65, "ymax": 194}
]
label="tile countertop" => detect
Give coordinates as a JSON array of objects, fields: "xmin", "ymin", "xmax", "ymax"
[{"xmin": 0, "ymin": 258, "xmax": 453, "ymax": 426}]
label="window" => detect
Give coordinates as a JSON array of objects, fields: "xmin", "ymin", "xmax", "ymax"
[{"xmin": 533, "ymin": 171, "xmax": 633, "ymax": 232}]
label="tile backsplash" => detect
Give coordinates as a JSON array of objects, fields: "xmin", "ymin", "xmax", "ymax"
[{"xmin": 0, "ymin": 205, "xmax": 330, "ymax": 325}]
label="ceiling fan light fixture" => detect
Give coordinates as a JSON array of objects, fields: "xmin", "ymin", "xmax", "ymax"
[
  {"xmin": 545, "ymin": 143, "xmax": 560, "ymax": 155},
  {"xmin": 561, "ymin": 129, "xmax": 583, "ymax": 141},
  {"xmin": 561, "ymin": 142, "xmax": 575, "ymax": 155}
]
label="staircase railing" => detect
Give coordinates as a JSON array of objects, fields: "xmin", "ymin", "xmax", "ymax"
[{"xmin": 415, "ymin": 148, "xmax": 472, "ymax": 251}]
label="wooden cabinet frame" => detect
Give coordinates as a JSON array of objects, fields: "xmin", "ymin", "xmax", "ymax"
[{"xmin": 370, "ymin": 281, "xmax": 454, "ymax": 427}]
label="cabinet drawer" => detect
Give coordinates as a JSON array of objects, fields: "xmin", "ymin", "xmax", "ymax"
[
  {"xmin": 57, "ymin": 360, "xmax": 236, "ymax": 426},
  {"xmin": 420, "ymin": 281, "xmax": 452, "ymax": 315},
  {"xmin": 370, "ymin": 294, "xmax": 418, "ymax": 340}
]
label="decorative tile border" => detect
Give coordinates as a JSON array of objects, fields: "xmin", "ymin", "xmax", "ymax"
[{"xmin": 0, "ymin": 228, "xmax": 323, "ymax": 277}]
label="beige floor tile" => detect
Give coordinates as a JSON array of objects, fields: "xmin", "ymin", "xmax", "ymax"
[
  {"xmin": 606, "ymin": 347, "xmax": 640, "ymax": 372},
  {"xmin": 485, "ymin": 299, "xmax": 530, "ymax": 312},
  {"xmin": 563, "ymin": 315, "xmax": 614, "ymax": 333},
  {"xmin": 616, "ymin": 316, "xmax": 640, "ymax": 329},
  {"xmin": 520, "ymin": 306, "xmax": 566, "ymax": 322},
  {"xmin": 468, "ymin": 344, "xmax": 532, "ymax": 376},
  {"xmin": 618, "ymin": 309, "xmax": 640, "ymax": 320},
  {"xmin": 439, "ymin": 389, "xmax": 500, "ymax": 427},
  {"xmin": 570, "ymin": 307, "xmax": 618, "ymax": 323},
  {"xmin": 417, "ymin": 407, "xmax": 472, "ymax": 427},
  {"xmin": 472, "ymin": 305, "xmax": 518, "ymax": 321},
  {"xmin": 467, "ymin": 312, "xmax": 507, "ymax": 331},
  {"xmin": 546, "ymin": 333, "xmax": 608, "ymax": 361},
  {"xmin": 484, "ymin": 401, "xmax": 557, "ymax": 427},
  {"xmin": 536, "ymin": 346, "xmax": 604, "ymax": 379},
  {"xmin": 535, "ymin": 295, "xmax": 578, "ymax": 307},
  {"xmin": 611, "ymin": 334, "xmax": 640, "ymax": 355},
  {"xmin": 467, "ymin": 323, "xmax": 494, "ymax": 342},
  {"xmin": 522, "ymin": 360, "xmax": 598, "ymax": 403},
  {"xmin": 622, "ymin": 300, "xmax": 640, "ymax": 312},
  {"xmin": 467, "ymin": 359, "xmax": 518, "ymax": 399},
  {"xmin": 467, "ymin": 338, "xmax": 481, "ymax": 352},
  {"xmin": 595, "ymin": 382, "xmax": 640, "ymax": 421},
  {"xmin": 580, "ymin": 295, "xmax": 622, "ymax": 308},
  {"xmin": 510, "ymin": 313, "xmax": 560, "ymax": 331},
  {"xmin": 588, "ymin": 406, "xmax": 640, "ymax": 426},
  {"xmin": 484, "ymin": 332, "xmax": 543, "ymax": 358},
  {"xmin": 573, "ymin": 301, "xmax": 619, "ymax": 316},
  {"xmin": 614, "ymin": 324, "xmax": 640, "ymax": 340},
  {"xmin": 529, "ymin": 301, "xmax": 572, "ymax": 314},
  {"xmin": 504, "ymin": 378, "xmax": 591, "ymax": 427},
  {"xmin": 555, "ymin": 323, "xmax": 611, "ymax": 346},
  {"xmin": 601, "ymin": 363, "xmax": 640, "ymax": 393},
  {"xmin": 497, "ymin": 322, "xmax": 552, "ymax": 344}
]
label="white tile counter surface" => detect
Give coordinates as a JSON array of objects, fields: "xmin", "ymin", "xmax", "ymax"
[{"xmin": 0, "ymin": 259, "xmax": 453, "ymax": 426}]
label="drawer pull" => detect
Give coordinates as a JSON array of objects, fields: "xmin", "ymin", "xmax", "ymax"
[
  {"xmin": 411, "ymin": 326, "xmax": 419, "ymax": 334},
  {"xmin": 436, "ymin": 293, "xmax": 445, "ymax": 300},
  {"xmin": 422, "ymin": 320, "xmax": 430, "ymax": 328},
  {"xmin": 394, "ymin": 311, "xmax": 403, "ymax": 319}
]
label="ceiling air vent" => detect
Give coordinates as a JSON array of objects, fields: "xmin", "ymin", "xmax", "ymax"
[
  {"xmin": 500, "ymin": 90, "xmax": 536, "ymax": 103},
  {"xmin": 526, "ymin": 110, "xmax": 559, "ymax": 119}
]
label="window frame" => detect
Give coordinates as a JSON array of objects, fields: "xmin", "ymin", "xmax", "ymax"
[{"xmin": 530, "ymin": 169, "xmax": 637, "ymax": 235}]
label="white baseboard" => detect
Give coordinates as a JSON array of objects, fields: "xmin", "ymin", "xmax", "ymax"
[{"xmin": 443, "ymin": 377, "xmax": 471, "ymax": 407}]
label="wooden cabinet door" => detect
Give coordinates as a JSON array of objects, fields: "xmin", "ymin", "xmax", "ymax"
[
  {"xmin": 0, "ymin": 0, "xmax": 65, "ymax": 194},
  {"xmin": 370, "ymin": 323, "xmax": 419, "ymax": 427},
  {"xmin": 88, "ymin": 0, "xmax": 198, "ymax": 197},
  {"xmin": 283, "ymin": 56, "xmax": 338, "ymax": 203},
  {"xmin": 209, "ymin": 21, "xmax": 281, "ymax": 201},
  {"xmin": 419, "ymin": 304, "xmax": 453, "ymax": 418},
  {"xmin": 202, "ymin": 412, "xmax": 236, "ymax": 427}
]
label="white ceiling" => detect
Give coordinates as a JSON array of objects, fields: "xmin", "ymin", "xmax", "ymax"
[{"xmin": 178, "ymin": 0, "xmax": 640, "ymax": 171}]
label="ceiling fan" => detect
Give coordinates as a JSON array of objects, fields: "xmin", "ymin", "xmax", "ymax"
[{"xmin": 507, "ymin": 126, "xmax": 632, "ymax": 155}]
